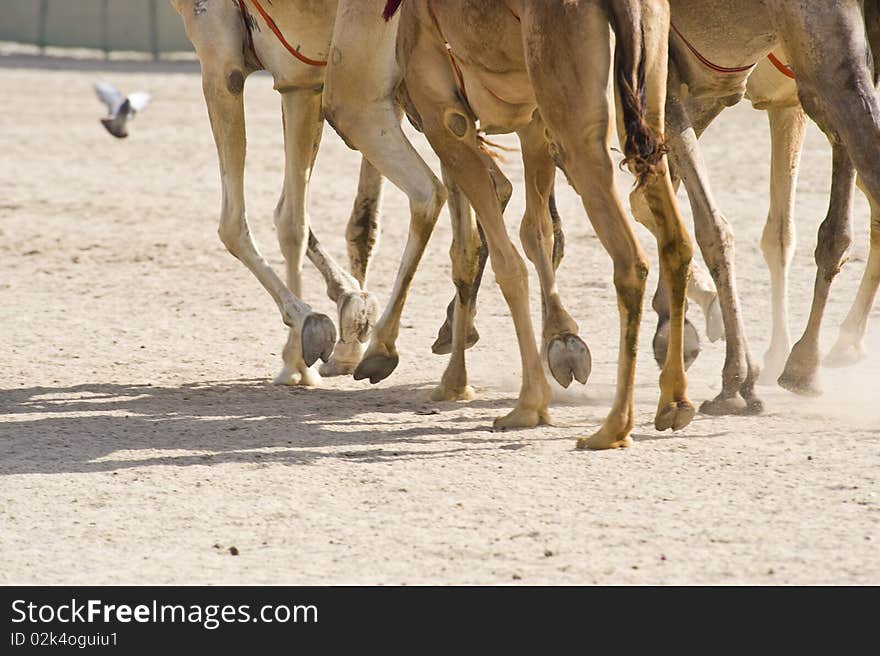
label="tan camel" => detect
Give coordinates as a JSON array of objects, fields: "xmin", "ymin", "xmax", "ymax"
[{"xmin": 387, "ymin": 0, "xmax": 697, "ymax": 448}]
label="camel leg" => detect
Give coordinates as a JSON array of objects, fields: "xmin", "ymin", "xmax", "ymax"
[
  {"xmin": 399, "ymin": 52, "xmax": 549, "ymax": 427},
  {"xmin": 632, "ymin": 55, "xmax": 698, "ymax": 434},
  {"xmin": 778, "ymin": 143, "xmax": 855, "ymax": 395},
  {"xmin": 430, "ymin": 165, "xmax": 482, "ymax": 402},
  {"xmin": 431, "ymin": 227, "xmax": 487, "ymax": 356},
  {"xmin": 345, "ymin": 157, "xmax": 383, "ymax": 288},
  {"xmin": 759, "ymin": 103, "xmax": 807, "ymax": 383},
  {"xmin": 198, "ymin": 66, "xmax": 334, "ymax": 384},
  {"xmin": 273, "ymin": 89, "xmax": 375, "ymax": 384},
  {"xmin": 630, "ymin": 164, "xmax": 717, "ymax": 372},
  {"xmin": 825, "ymin": 177, "xmax": 880, "ymax": 366},
  {"xmin": 306, "ymin": 162, "xmax": 383, "ymax": 378},
  {"xmin": 323, "ymin": 3, "xmax": 446, "ymax": 384},
  {"xmin": 824, "ymin": 2, "xmax": 880, "ymax": 367},
  {"xmin": 662, "ymin": 79, "xmax": 761, "ymax": 415},
  {"xmin": 768, "ymin": 1, "xmax": 880, "ymax": 393},
  {"xmin": 518, "ymin": 117, "xmax": 591, "ymax": 388}
]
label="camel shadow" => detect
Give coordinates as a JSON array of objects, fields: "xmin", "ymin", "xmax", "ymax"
[{"xmin": 0, "ymin": 379, "xmax": 527, "ymax": 476}]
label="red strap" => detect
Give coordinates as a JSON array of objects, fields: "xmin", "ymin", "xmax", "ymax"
[
  {"xmin": 767, "ymin": 52, "xmax": 796, "ymax": 79},
  {"xmin": 671, "ymin": 23, "xmax": 755, "ymax": 74},
  {"xmin": 248, "ymin": 0, "xmax": 328, "ymax": 67}
]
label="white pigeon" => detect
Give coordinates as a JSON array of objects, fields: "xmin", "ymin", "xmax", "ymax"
[{"xmin": 94, "ymin": 81, "xmax": 151, "ymax": 139}]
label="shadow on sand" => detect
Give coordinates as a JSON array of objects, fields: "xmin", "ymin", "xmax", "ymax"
[{"xmin": 0, "ymin": 379, "xmax": 536, "ymax": 476}]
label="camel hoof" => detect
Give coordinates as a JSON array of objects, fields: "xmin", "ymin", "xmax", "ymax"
[
  {"xmin": 777, "ymin": 368, "xmax": 822, "ymax": 397},
  {"xmin": 699, "ymin": 393, "xmax": 762, "ymax": 416},
  {"xmin": 704, "ymin": 296, "xmax": 725, "ymax": 343},
  {"xmin": 492, "ymin": 407, "xmax": 551, "ymax": 430},
  {"xmin": 431, "ymin": 319, "xmax": 480, "ymax": 355},
  {"xmin": 823, "ymin": 342, "xmax": 866, "ymax": 368},
  {"xmin": 654, "ymin": 400, "xmax": 695, "ymax": 432},
  {"xmin": 273, "ymin": 366, "xmax": 321, "ymax": 388},
  {"xmin": 338, "ymin": 291, "xmax": 380, "ymax": 344},
  {"xmin": 430, "ymin": 384, "xmax": 476, "ymax": 402},
  {"xmin": 353, "ymin": 352, "xmax": 399, "ymax": 384},
  {"xmin": 652, "ymin": 318, "xmax": 701, "ymax": 371},
  {"xmin": 575, "ymin": 431, "xmax": 633, "ymax": 451},
  {"xmin": 547, "ymin": 334, "xmax": 591, "ymax": 388},
  {"xmin": 301, "ymin": 313, "xmax": 336, "ymax": 366}
]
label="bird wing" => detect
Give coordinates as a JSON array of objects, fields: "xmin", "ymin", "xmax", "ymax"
[
  {"xmin": 126, "ymin": 92, "xmax": 151, "ymax": 114},
  {"xmin": 95, "ymin": 81, "xmax": 124, "ymax": 114}
]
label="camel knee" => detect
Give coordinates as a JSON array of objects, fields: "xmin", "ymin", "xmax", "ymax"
[
  {"xmin": 815, "ymin": 218, "xmax": 853, "ymax": 279},
  {"xmin": 613, "ymin": 256, "xmax": 649, "ymax": 314},
  {"xmin": 345, "ymin": 198, "xmax": 380, "ymax": 253},
  {"xmin": 490, "ymin": 249, "xmax": 529, "ymax": 292},
  {"xmin": 555, "ymin": 138, "xmax": 614, "ymax": 197},
  {"xmin": 519, "ymin": 213, "xmax": 551, "ymax": 265},
  {"xmin": 218, "ymin": 214, "xmax": 247, "ymax": 258},
  {"xmin": 274, "ymin": 208, "xmax": 306, "ymax": 262},
  {"xmin": 760, "ymin": 213, "xmax": 795, "ymax": 266},
  {"xmin": 410, "ymin": 177, "xmax": 447, "ymax": 228},
  {"xmin": 694, "ymin": 210, "xmax": 733, "ymax": 262}
]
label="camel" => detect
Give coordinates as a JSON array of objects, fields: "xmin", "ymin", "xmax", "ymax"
[
  {"xmin": 386, "ymin": 0, "xmax": 697, "ymax": 448},
  {"xmin": 634, "ymin": 0, "xmax": 880, "ymax": 402},
  {"xmin": 172, "ymin": 0, "xmax": 386, "ymax": 386}
]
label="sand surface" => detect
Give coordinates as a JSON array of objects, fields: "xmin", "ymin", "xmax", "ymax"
[{"xmin": 1, "ymin": 52, "xmax": 877, "ymax": 585}]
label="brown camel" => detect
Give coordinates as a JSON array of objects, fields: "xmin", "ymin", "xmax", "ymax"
[{"xmin": 389, "ymin": 0, "xmax": 697, "ymax": 448}]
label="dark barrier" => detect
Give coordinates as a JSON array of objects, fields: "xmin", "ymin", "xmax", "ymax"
[{"xmin": 0, "ymin": 0, "xmax": 192, "ymax": 58}]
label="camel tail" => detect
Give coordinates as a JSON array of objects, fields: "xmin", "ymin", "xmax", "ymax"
[
  {"xmin": 383, "ymin": 0, "xmax": 404, "ymax": 21},
  {"xmin": 607, "ymin": 0, "xmax": 665, "ymax": 187}
]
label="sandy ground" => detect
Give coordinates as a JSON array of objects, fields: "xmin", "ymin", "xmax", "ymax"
[{"xmin": 1, "ymin": 51, "xmax": 878, "ymax": 586}]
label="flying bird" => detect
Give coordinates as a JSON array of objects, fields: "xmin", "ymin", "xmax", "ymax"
[{"xmin": 94, "ymin": 81, "xmax": 151, "ymax": 139}]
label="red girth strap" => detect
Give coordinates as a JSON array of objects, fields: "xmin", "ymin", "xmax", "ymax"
[
  {"xmin": 671, "ymin": 23, "xmax": 755, "ymax": 74},
  {"xmin": 244, "ymin": 0, "xmax": 328, "ymax": 67},
  {"xmin": 767, "ymin": 52, "xmax": 796, "ymax": 79}
]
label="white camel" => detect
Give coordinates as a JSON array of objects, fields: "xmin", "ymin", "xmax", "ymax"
[{"xmin": 172, "ymin": 0, "xmax": 387, "ymax": 387}]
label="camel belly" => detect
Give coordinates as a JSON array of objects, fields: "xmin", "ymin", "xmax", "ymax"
[{"xmin": 459, "ymin": 67, "xmax": 537, "ymax": 134}]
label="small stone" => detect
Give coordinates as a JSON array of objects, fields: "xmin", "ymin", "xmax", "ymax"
[{"xmin": 229, "ymin": 546, "xmax": 239, "ymax": 556}]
